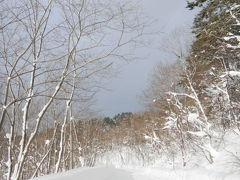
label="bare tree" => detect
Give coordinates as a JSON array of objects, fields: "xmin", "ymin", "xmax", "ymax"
[{"xmin": 0, "ymin": 0, "xmax": 146, "ymax": 179}]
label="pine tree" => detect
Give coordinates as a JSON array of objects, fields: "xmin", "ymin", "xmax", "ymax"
[{"xmin": 184, "ymin": 0, "xmax": 240, "ymax": 128}]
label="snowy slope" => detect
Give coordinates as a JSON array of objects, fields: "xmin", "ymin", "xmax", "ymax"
[{"xmin": 33, "ymin": 166, "xmax": 240, "ymax": 180}]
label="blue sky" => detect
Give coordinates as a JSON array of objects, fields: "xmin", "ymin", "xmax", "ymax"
[{"xmin": 94, "ymin": 0, "xmax": 198, "ymax": 117}]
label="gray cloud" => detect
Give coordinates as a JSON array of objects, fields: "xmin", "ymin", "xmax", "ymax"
[{"xmin": 94, "ymin": 0, "xmax": 198, "ymax": 117}]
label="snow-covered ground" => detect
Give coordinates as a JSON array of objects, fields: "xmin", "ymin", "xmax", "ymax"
[
  {"xmin": 33, "ymin": 131, "xmax": 240, "ymax": 180},
  {"xmin": 33, "ymin": 166, "xmax": 240, "ymax": 180}
]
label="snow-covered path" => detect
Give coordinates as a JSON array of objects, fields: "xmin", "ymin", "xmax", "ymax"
[
  {"xmin": 33, "ymin": 167, "xmax": 240, "ymax": 180},
  {"xmin": 34, "ymin": 167, "xmax": 134, "ymax": 180}
]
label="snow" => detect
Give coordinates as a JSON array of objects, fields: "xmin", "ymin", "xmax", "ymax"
[
  {"xmin": 227, "ymin": 71, "xmax": 240, "ymax": 77},
  {"xmin": 187, "ymin": 131, "xmax": 207, "ymax": 137},
  {"xmin": 230, "ymin": 4, "xmax": 240, "ymax": 11},
  {"xmin": 204, "ymin": 143, "xmax": 218, "ymax": 158},
  {"xmin": 22, "ymin": 105, "xmax": 27, "ymax": 112},
  {"xmin": 31, "ymin": 131, "xmax": 240, "ymax": 180},
  {"xmin": 224, "ymin": 4, "xmax": 240, "ymax": 49},
  {"xmin": 223, "ymin": 35, "xmax": 240, "ymax": 42},
  {"xmin": 187, "ymin": 112, "xmax": 204, "ymax": 126},
  {"xmin": 32, "ymin": 166, "xmax": 240, "ymax": 180},
  {"xmin": 55, "ymin": 85, "xmax": 60, "ymax": 91},
  {"xmin": 226, "ymin": 44, "xmax": 240, "ymax": 49},
  {"xmin": 5, "ymin": 133, "xmax": 11, "ymax": 139},
  {"xmin": 163, "ymin": 117, "xmax": 177, "ymax": 129},
  {"xmin": 33, "ymin": 167, "xmax": 133, "ymax": 180},
  {"xmin": 221, "ymin": 71, "xmax": 240, "ymax": 78},
  {"xmin": 38, "ymin": 105, "xmax": 47, "ymax": 118},
  {"xmin": 45, "ymin": 140, "xmax": 50, "ymax": 145},
  {"xmin": 70, "ymin": 116, "xmax": 74, "ymax": 121},
  {"xmin": 187, "ymin": 113, "xmax": 198, "ymax": 123}
]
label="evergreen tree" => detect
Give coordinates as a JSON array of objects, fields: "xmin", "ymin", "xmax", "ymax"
[{"xmin": 185, "ymin": 0, "xmax": 240, "ymax": 127}]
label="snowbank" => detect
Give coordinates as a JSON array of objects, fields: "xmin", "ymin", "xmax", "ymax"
[
  {"xmin": 33, "ymin": 166, "xmax": 240, "ymax": 180},
  {"xmin": 33, "ymin": 167, "xmax": 133, "ymax": 180},
  {"xmin": 32, "ymin": 131, "xmax": 240, "ymax": 180}
]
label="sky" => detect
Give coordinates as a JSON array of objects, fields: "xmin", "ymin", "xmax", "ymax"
[{"xmin": 94, "ymin": 0, "xmax": 198, "ymax": 117}]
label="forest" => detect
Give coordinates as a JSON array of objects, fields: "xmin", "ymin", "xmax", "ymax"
[{"xmin": 0, "ymin": 0, "xmax": 240, "ymax": 180}]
